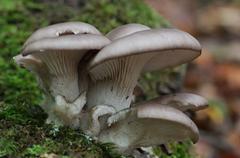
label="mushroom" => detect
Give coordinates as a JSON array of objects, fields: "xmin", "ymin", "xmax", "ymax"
[
  {"xmin": 13, "ymin": 54, "xmax": 50, "ymax": 93},
  {"xmin": 23, "ymin": 22, "xmax": 101, "ymax": 47},
  {"xmin": 106, "ymin": 23, "xmax": 150, "ymax": 40},
  {"xmin": 99, "ymin": 103, "xmax": 199, "ymax": 153},
  {"xmin": 134, "ymin": 92, "xmax": 208, "ymax": 112},
  {"xmin": 86, "ymin": 28, "xmax": 201, "ymax": 123},
  {"xmin": 22, "ymin": 34, "xmax": 110, "ymax": 102},
  {"xmin": 79, "ymin": 24, "xmax": 150, "ymax": 134},
  {"xmin": 13, "ymin": 54, "xmax": 58, "ymax": 124},
  {"xmin": 19, "ymin": 22, "xmax": 110, "ymax": 126}
]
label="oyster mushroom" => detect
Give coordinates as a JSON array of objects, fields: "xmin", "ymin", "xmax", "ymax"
[
  {"xmin": 13, "ymin": 54, "xmax": 48, "ymax": 90},
  {"xmin": 135, "ymin": 92, "xmax": 208, "ymax": 112},
  {"xmin": 86, "ymin": 28, "xmax": 201, "ymax": 133},
  {"xmin": 19, "ymin": 22, "xmax": 110, "ymax": 126},
  {"xmin": 106, "ymin": 23, "xmax": 150, "ymax": 40},
  {"xmin": 23, "ymin": 22, "xmax": 101, "ymax": 47},
  {"xmin": 22, "ymin": 34, "xmax": 110, "ymax": 102},
  {"xmin": 13, "ymin": 54, "xmax": 57, "ymax": 123},
  {"xmin": 99, "ymin": 103, "xmax": 199, "ymax": 153}
]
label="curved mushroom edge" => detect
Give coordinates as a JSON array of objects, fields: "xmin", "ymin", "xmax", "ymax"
[
  {"xmin": 106, "ymin": 23, "xmax": 151, "ymax": 40},
  {"xmin": 136, "ymin": 92, "xmax": 209, "ymax": 112},
  {"xmin": 23, "ymin": 21, "xmax": 102, "ymax": 48},
  {"xmin": 22, "ymin": 34, "xmax": 111, "ymax": 56}
]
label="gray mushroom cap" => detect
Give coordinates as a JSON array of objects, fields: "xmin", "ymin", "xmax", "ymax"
[
  {"xmin": 24, "ymin": 22, "xmax": 101, "ymax": 47},
  {"xmin": 22, "ymin": 34, "xmax": 110, "ymax": 56},
  {"xmin": 140, "ymin": 93, "xmax": 208, "ymax": 112},
  {"xmin": 99, "ymin": 104, "xmax": 199, "ymax": 151},
  {"xmin": 106, "ymin": 23, "xmax": 150, "ymax": 40},
  {"xmin": 88, "ymin": 28, "xmax": 201, "ymax": 72}
]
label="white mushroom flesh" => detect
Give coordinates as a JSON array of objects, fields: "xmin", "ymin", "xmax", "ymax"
[
  {"xmin": 33, "ymin": 50, "xmax": 86, "ymax": 102},
  {"xmin": 88, "ymin": 53, "xmax": 154, "ymax": 111}
]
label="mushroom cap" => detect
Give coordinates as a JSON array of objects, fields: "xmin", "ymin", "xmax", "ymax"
[
  {"xmin": 22, "ymin": 34, "xmax": 111, "ymax": 56},
  {"xmin": 99, "ymin": 104, "xmax": 199, "ymax": 151},
  {"xmin": 13, "ymin": 54, "xmax": 50, "ymax": 92},
  {"xmin": 145, "ymin": 93, "xmax": 208, "ymax": 112},
  {"xmin": 88, "ymin": 28, "xmax": 201, "ymax": 72},
  {"xmin": 24, "ymin": 22, "xmax": 101, "ymax": 47},
  {"xmin": 13, "ymin": 54, "xmax": 42, "ymax": 70},
  {"xmin": 106, "ymin": 23, "xmax": 150, "ymax": 40}
]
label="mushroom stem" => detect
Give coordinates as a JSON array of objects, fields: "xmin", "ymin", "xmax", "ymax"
[
  {"xmin": 33, "ymin": 50, "xmax": 86, "ymax": 102},
  {"xmin": 50, "ymin": 74, "xmax": 79, "ymax": 101},
  {"xmin": 82, "ymin": 105, "xmax": 116, "ymax": 136},
  {"xmin": 87, "ymin": 54, "xmax": 153, "ymax": 111},
  {"xmin": 46, "ymin": 91, "xmax": 87, "ymax": 127}
]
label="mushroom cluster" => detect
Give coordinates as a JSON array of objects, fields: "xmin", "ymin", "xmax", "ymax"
[{"xmin": 14, "ymin": 22, "xmax": 208, "ymax": 153}]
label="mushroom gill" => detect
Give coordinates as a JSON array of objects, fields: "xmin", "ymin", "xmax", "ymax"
[{"xmin": 99, "ymin": 104, "xmax": 199, "ymax": 153}]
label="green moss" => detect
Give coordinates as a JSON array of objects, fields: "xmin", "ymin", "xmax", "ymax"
[
  {"xmin": 0, "ymin": 0, "xmax": 193, "ymax": 157},
  {"xmin": 25, "ymin": 145, "xmax": 48, "ymax": 157},
  {"xmin": 0, "ymin": 138, "xmax": 18, "ymax": 157}
]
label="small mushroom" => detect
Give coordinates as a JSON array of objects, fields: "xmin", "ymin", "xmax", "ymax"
[
  {"xmin": 87, "ymin": 28, "xmax": 201, "ymax": 113},
  {"xmin": 13, "ymin": 54, "xmax": 50, "ymax": 93},
  {"xmin": 18, "ymin": 22, "xmax": 110, "ymax": 126},
  {"xmin": 23, "ymin": 22, "xmax": 101, "ymax": 47},
  {"xmin": 13, "ymin": 54, "xmax": 42, "ymax": 71},
  {"xmin": 99, "ymin": 103, "xmax": 199, "ymax": 153},
  {"xmin": 106, "ymin": 23, "xmax": 150, "ymax": 40},
  {"xmin": 135, "ymin": 92, "xmax": 208, "ymax": 112},
  {"xmin": 13, "ymin": 54, "xmax": 56, "ymax": 123}
]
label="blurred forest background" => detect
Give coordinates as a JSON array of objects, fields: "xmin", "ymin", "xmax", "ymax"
[{"xmin": 0, "ymin": 0, "xmax": 240, "ymax": 158}]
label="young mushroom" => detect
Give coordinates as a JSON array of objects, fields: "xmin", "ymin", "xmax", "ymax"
[
  {"xmin": 99, "ymin": 103, "xmax": 199, "ymax": 153},
  {"xmin": 13, "ymin": 54, "xmax": 49, "ymax": 90},
  {"xmin": 86, "ymin": 28, "xmax": 201, "ymax": 134},
  {"xmin": 18, "ymin": 22, "xmax": 110, "ymax": 127},
  {"xmin": 134, "ymin": 92, "xmax": 208, "ymax": 112},
  {"xmin": 13, "ymin": 54, "xmax": 59, "ymax": 123},
  {"xmin": 106, "ymin": 23, "xmax": 150, "ymax": 40}
]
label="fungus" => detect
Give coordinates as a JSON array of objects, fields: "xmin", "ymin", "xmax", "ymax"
[
  {"xmin": 17, "ymin": 22, "xmax": 110, "ymax": 126},
  {"xmin": 22, "ymin": 34, "xmax": 110, "ymax": 102},
  {"xmin": 13, "ymin": 22, "xmax": 207, "ymax": 155},
  {"xmin": 99, "ymin": 103, "xmax": 199, "ymax": 153},
  {"xmin": 106, "ymin": 23, "xmax": 150, "ymax": 40},
  {"xmin": 136, "ymin": 92, "xmax": 208, "ymax": 112},
  {"xmin": 23, "ymin": 22, "xmax": 101, "ymax": 47},
  {"xmin": 87, "ymin": 28, "xmax": 201, "ymax": 115},
  {"xmin": 13, "ymin": 54, "xmax": 50, "ymax": 94}
]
